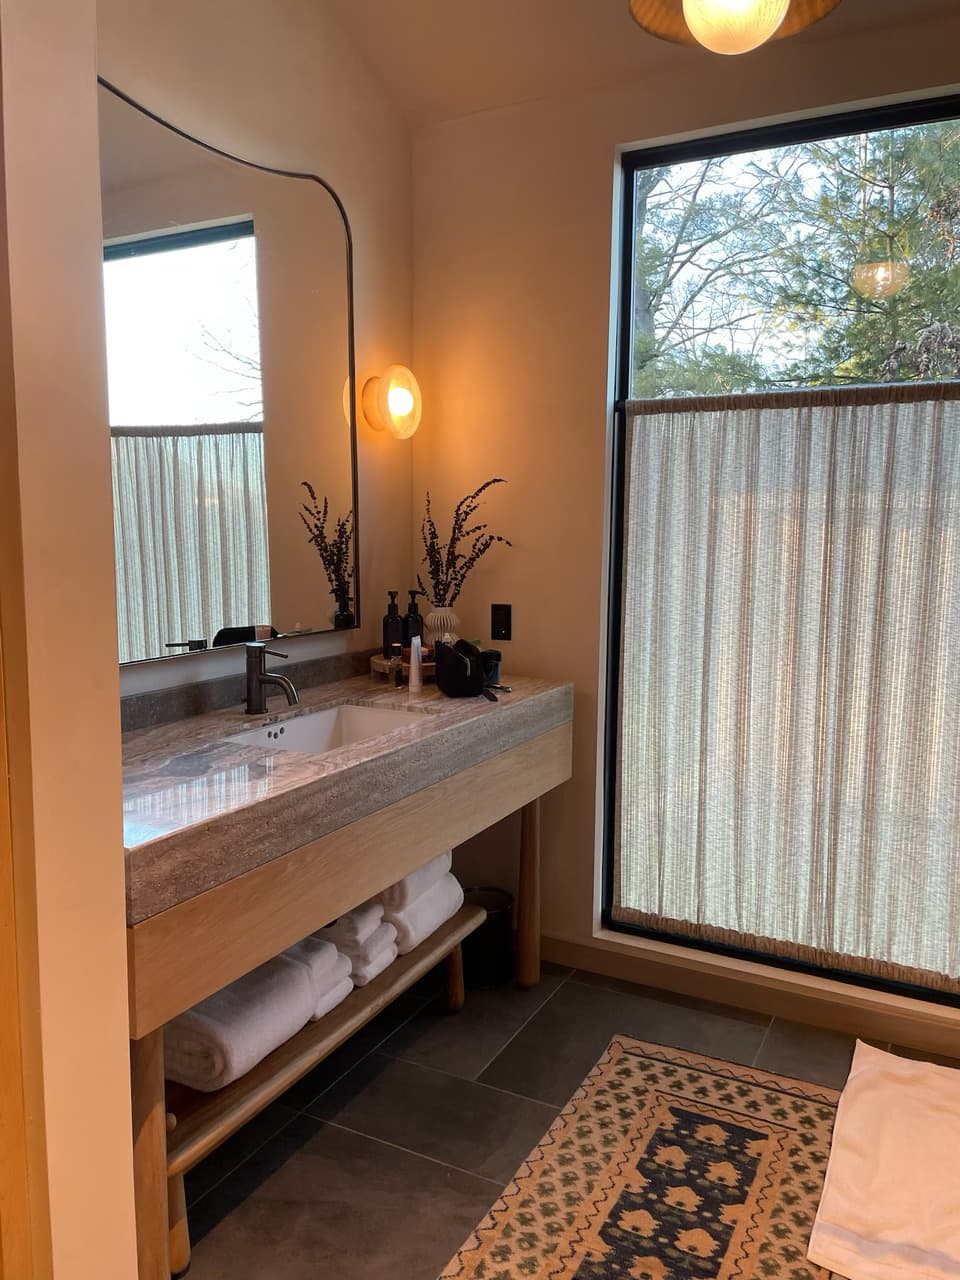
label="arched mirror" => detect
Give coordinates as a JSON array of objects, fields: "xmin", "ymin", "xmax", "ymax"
[{"xmin": 97, "ymin": 79, "xmax": 360, "ymax": 665}]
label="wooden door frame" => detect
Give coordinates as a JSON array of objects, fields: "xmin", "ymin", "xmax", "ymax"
[{"xmin": 0, "ymin": 621, "xmax": 42, "ymax": 1279}]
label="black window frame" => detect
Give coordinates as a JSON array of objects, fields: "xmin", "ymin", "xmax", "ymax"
[
  {"xmin": 603, "ymin": 91, "xmax": 960, "ymax": 1008},
  {"xmin": 103, "ymin": 217, "xmax": 255, "ymax": 262}
]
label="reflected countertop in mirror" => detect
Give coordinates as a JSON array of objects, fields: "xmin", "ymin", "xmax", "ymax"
[{"xmin": 98, "ymin": 82, "xmax": 359, "ymax": 665}]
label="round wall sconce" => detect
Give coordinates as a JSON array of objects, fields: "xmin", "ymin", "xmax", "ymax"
[
  {"xmin": 360, "ymin": 365, "xmax": 422, "ymax": 440},
  {"xmin": 627, "ymin": 0, "xmax": 842, "ymax": 55}
]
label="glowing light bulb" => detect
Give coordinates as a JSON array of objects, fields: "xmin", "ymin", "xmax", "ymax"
[
  {"xmin": 360, "ymin": 364, "xmax": 422, "ymax": 439},
  {"xmin": 850, "ymin": 258, "xmax": 910, "ymax": 300},
  {"xmin": 682, "ymin": 0, "xmax": 790, "ymax": 54},
  {"xmin": 387, "ymin": 385, "xmax": 416, "ymax": 418}
]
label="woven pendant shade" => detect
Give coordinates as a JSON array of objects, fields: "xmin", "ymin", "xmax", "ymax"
[{"xmin": 628, "ymin": 0, "xmax": 842, "ymax": 47}]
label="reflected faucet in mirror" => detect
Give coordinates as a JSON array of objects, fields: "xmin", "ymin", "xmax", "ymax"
[{"xmin": 244, "ymin": 643, "xmax": 300, "ymax": 716}]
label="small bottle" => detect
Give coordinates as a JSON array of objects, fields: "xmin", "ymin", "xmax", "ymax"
[
  {"xmin": 382, "ymin": 591, "xmax": 404, "ymax": 659},
  {"xmin": 389, "ymin": 642, "xmax": 404, "ymax": 687},
  {"xmin": 408, "ymin": 634, "xmax": 423, "ymax": 694},
  {"xmin": 403, "ymin": 589, "xmax": 424, "ymax": 647}
]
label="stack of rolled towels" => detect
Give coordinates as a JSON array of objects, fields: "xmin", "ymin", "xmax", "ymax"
[
  {"xmin": 314, "ymin": 901, "xmax": 397, "ymax": 987},
  {"xmin": 164, "ymin": 935, "xmax": 352, "ymax": 1092},
  {"xmin": 163, "ymin": 851, "xmax": 464, "ymax": 1094},
  {"xmin": 374, "ymin": 849, "xmax": 463, "ymax": 953}
]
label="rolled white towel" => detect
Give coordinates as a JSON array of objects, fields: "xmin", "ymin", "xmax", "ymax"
[
  {"xmin": 376, "ymin": 851, "xmax": 452, "ymax": 911},
  {"xmin": 283, "ymin": 935, "xmax": 340, "ymax": 1001},
  {"xmin": 315, "ymin": 901, "xmax": 383, "ymax": 950},
  {"xmin": 311, "ymin": 975, "xmax": 354, "ymax": 1020},
  {"xmin": 382, "ymin": 872, "xmax": 464, "ymax": 955},
  {"xmin": 314, "ymin": 951, "xmax": 351, "ymax": 997},
  {"xmin": 164, "ymin": 953, "xmax": 314, "ymax": 1092},
  {"xmin": 352, "ymin": 942, "xmax": 398, "ymax": 988},
  {"xmin": 338, "ymin": 922, "xmax": 397, "ymax": 968}
]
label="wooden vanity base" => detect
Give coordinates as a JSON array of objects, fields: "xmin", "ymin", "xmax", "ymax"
[
  {"xmin": 127, "ymin": 723, "xmax": 572, "ymax": 1278},
  {"xmin": 517, "ymin": 798, "xmax": 542, "ymax": 989},
  {"xmin": 167, "ymin": 1172, "xmax": 190, "ymax": 1278},
  {"xmin": 131, "ymin": 907, "xmax": 486, "ymax": 1278},
  {"xmin": 445, "ymin": 941, "xmax": 466, "ymax": 1011},
  {"xmin": 130, "ymin": 1029, "xmax": 169, "ymax": 1280}
]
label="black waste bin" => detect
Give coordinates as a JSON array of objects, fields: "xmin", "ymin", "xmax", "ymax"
[{"xmin": 462, "ymin": 887, "xmax": 514, "ymax": 987}]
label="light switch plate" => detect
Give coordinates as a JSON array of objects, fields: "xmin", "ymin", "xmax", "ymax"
[{"xmin": 491, "ymin": 602, "xmax": 512, "ymax": 641}]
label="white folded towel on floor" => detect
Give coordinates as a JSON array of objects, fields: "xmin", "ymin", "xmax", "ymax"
[
  {"xmin": 351, "ymin": 942, "xmax": 398, "ymax": 987},
  {"xmin": 339, "ymin": 921, "xmax": 397, "ymax": 968},
  {"xmin": 382, "ymin": 872, "xmax": 463, "ymax": 954},
  {"xmin": 311, "ymin": 973, "xmax": 354, "ymax": 1020},
  {"xmin": 808, "ymin": 1040, "xmax": 960, "ymax": 1280},
  {"xmin": 314, "ymin": 901, "xmax": 384, "ymax": 950},
  {"xmin": 283, "ymin": 935, "xmax": 340, "ymax": 999},
  {"xmin": 163, "ymin": 953, "xmax": 314, "ymax": 1092},
  {"xmin": 376, "ymin": 851, "xmax": 452, "ymax": 911}
]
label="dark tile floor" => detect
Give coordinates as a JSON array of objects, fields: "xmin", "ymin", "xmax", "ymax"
[{"xmin": 184, "ymin": 964, "xmax": 944, "ymax": 1279}]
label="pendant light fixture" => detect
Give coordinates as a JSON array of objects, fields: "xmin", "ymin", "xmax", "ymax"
[
  {"xmin": 850, "ymin": 251, "xmax": 910, "ymax": 301},
  {"xmin": 628, "ymin": 0, "xmax": 843, "ymax": 55},
  {"xmin": 849, "ymin": 133, "xmax": 910, "ymax": 301}
]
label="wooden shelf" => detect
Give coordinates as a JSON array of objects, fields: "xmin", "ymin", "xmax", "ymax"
[
  {"xmin": 369, "ymin": 653, "xmax": 436, "ymax": 682},
  {"xmin": 165, "ymin": 904, "xmax": 485, "ymax": 1177}
]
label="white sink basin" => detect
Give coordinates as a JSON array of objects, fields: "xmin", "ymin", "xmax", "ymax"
[{"xmin": 227, "ymin": 704, "xmax": 426, "ymax": 756}]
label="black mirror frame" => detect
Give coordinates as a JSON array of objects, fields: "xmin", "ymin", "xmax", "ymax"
[{"xmin": 97, "ymin": 75, "xmax": 361, "ymax": 660}]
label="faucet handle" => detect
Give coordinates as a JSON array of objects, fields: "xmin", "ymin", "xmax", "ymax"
[{"xmin": 263, "ymin": 648, "xmax": 288, "ymax": 660}]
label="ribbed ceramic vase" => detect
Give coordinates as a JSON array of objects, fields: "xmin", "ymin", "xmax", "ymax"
[{"xmin": 425, "ymin": 605, "xmax": 460, "ymax": 646}]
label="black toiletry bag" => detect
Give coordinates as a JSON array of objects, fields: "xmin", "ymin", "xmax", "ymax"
[{"xmin": 435, "ymin": 640, "xmax": 487, "ymax": 698}]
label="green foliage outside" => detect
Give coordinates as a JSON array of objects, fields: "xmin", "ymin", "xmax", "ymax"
[{"xmin": 631, "ymin": 119, "xmax": 960, "ymax": 398}]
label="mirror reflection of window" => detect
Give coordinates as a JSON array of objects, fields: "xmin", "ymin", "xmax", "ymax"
[
  {"xmin": 103, "ymin": 222, "xmax": 272, "ymax": 665},
  {"xmin": 104, "ymin": 223, "xmax": 263, "ymax": 425}
]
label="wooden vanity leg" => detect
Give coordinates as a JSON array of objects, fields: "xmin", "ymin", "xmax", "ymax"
[
  {"xmin": 517, "ymin": 797, "xmax": 542, "ymax": 989},
  {"xmin": 168, "ymin": 1172, "xmax": 191, "ymax": 1278},
  {"xmin": 131, "ymin": 1029, "xmax": 170, "ymax": 1280},
  {"xmin": 445, "ymin": 943, "xmax": 465, "ymax": 1012}
]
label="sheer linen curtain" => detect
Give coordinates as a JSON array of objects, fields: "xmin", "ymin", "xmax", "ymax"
[
  {"xmin": 111, "ymin": 425, "xmax": 271, "ymax": 664},
  {"xmin": 614, "ymin": 384, "xmax": 960, "ymax": 994}
]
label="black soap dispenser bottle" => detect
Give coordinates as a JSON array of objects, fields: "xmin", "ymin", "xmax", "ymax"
[
  {"xmin": 403, "ymin": 590, "xmax": 424, "ymax": 647},
  {"xmin": 382, "ymin": 591, "xmax": 404, "ymax": 659}
]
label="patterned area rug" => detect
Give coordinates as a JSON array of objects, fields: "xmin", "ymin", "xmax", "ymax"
[{"xmin": 440, "ymin": 1036, "xmax": 840, "ymax": 1279}]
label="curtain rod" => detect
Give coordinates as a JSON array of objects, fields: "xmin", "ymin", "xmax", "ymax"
[
  {"xmin": 616, "ymin": 380, "xmax": 960, "ymax": 417},
  {"xmin": 110, "ymin": 423, "xmax": 264, "ymax": 439}
]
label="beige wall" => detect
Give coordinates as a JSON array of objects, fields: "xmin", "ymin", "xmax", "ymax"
[
  {"xmin": 412, "ymin": 14, "xmax": 960, "ymax": 946},
  {"xmin": 99, "ymin": 0, "xmax": 417, "ymax": 693},
  {"xmin": 0, "ymin": 0, "xmax": 138, "ymax": 1273}
]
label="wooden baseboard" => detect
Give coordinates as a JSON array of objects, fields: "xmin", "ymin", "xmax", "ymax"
[{"xmin": 543, "ymin": 933, "xmax": 960, "ymax": 1057}]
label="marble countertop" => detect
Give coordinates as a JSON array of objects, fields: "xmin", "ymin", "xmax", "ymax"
[{"xmin": 123, "ymin": 673, "xmax": 573, "ymax": 925}]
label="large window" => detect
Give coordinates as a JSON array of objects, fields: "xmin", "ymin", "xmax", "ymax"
[
  {"xmin": 625, "ymin": 103, "xmax": 960, "ymax": 399},
  {"xmin": 606, "ymin": 97, "xmax": 960, "ymax": 1001}
]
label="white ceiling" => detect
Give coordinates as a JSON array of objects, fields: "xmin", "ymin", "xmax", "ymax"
[{"xmin": 325, "ymin": 0, "xmax": 955, "ymax": 127}]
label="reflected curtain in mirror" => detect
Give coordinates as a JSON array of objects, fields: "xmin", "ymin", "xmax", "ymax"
[
  {"xmin": 613, "ymin": 384, "xmax": 960, "ymax": 994},
  {"xmin": 111, "ymin": 425, "xmax": 270, "ymax": 664}
]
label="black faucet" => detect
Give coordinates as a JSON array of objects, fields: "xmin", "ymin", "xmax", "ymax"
[{"xmin": 244, "ymin": 642, "xmax": 300, "ymax": 715}]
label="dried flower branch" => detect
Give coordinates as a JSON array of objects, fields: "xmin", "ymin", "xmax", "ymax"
[
  {"xmin": 299, "ymin": 481, "xmax": 354, "ymax": 600},
  {"xmin": 417, "ymin": 478, "xmax": 511, "ymax": 607}
]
